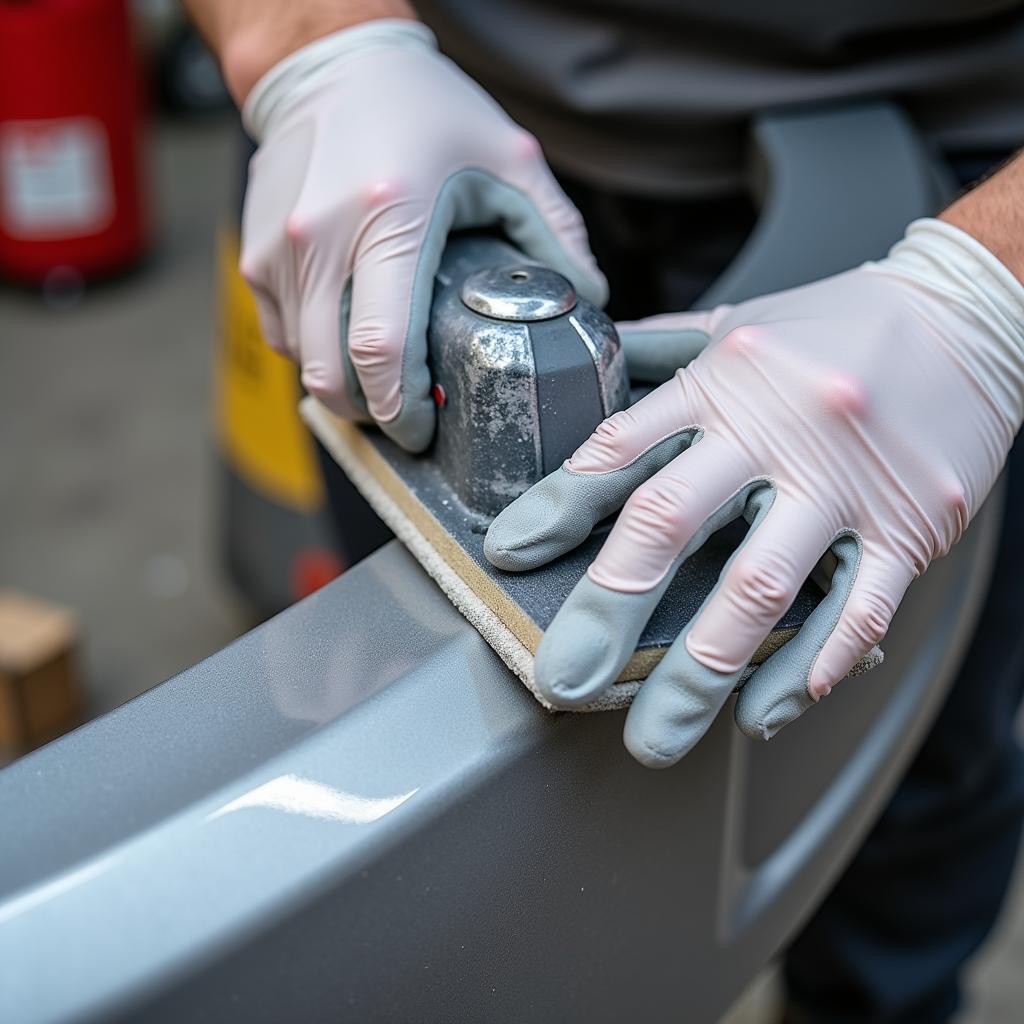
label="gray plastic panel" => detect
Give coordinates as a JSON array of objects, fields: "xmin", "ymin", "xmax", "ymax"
[
  {"xmin": 698, "ymin": 103, "xmax": 952, "ymax": 308},
  {"xmin": 0, "ymin": 102, "xmax": 996, "ymax": 1023},
  {"xmin": 0, "ymin": 503, "xmax": 999, "ymax": 1024}
]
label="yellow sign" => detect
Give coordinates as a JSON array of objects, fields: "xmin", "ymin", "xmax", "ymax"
[{"xmin": 214, "ymin": 230, "xmax": 324, "ymax": 512}]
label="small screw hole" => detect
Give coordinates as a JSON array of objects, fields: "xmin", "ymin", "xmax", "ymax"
[{"xmin": 509, "ymin": 270, "xmax": 530, "ymax": 282}]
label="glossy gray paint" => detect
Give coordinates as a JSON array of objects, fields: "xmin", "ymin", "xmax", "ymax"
[
  {"xmin": 0, "ymin": 102, "xmax": 994, "ymax": 1023},
  {"xmin": 0, "ymin": 510, "xmax": 1000, "ymax": 1023}
]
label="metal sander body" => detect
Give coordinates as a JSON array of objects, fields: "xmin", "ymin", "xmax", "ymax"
[{"xmin": 429, "ymin": 234, "xmax": 628, "ymax": 519}]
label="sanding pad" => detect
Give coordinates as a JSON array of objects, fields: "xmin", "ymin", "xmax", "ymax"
[{"xmin": 303, "ymin": 399, "xmax": 882, "ymax": 712}]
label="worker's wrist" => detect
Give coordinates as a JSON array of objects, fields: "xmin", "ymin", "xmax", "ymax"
[
  {"xmin": 881, "ymin": 217, "xmax": 1024, "ymax": 426},
  {"xmin": 240, "ymin": 18, "xmax": 436, "ymax": 141},
  {"xmin": 939, "ymin": 150, "xmax": 1024, "ymax": 284},
  {"xmin": 887, "ymin": 218, "xmax": 1024, "ymax": 329},
  {"xmin": 219, "ymin": 2, "xmax": 419, "ymax": 110}
]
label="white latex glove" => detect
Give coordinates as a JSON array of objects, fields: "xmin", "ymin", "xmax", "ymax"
[
  {"xmin": 239, "ymin": 19, "xmax": 606, "ymax": 452},
  {"xmin": 485, "ymin": 219, "xmax": 1024, "ymax": 767}
]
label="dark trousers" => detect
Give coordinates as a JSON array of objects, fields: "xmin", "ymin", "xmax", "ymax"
[{"xmin": 559, "ymin": 166, "xmax": 1024, "ymax": 1023}]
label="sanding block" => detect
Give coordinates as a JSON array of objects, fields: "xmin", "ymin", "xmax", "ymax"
[{"xmin": 304, "ymin": 236, "xmax": 873, "ymax": 711}]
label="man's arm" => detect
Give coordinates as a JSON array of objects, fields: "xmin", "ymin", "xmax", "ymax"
[
  {"xmin": 942, "ymin": 150, "xmax": 1024, "ymax": 283},
  {"xmin": 182, "ymin": 0, "xmax": 416, "ymax": 104}
]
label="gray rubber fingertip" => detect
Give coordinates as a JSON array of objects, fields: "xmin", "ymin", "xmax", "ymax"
[
  {"xmin": 623, "ymin": 708, "xmax": 702, "ymax": 769},
  {"xmin": 483, "ymin": 482, "xmax": 589, "ymax": 571},
  {"xmin": 534, "ymin": 615, "xmax": 620, "ymax": 709},
  {"xmin": 731, "ymin": 532, "xmax": 862, "ymax": 741},
  {"xmin": 566, "ymin": 264, "xmax": 609, "ymax": 308},
  {"xmin": 622, "ymin": 728, "xmax": 683, "ymax": 770},
  {"xmin": 481, "ymin": 525, "xmax": 543, "ymax": 572},
  {"xmin": 481, "ymin": 540, "xmax": 527, "ymax": 572},
  {"xmin": 734, "ymin": 681, "xmax": 816, "ymax": 741},
  {"xmin": 618, "ymin": 328, "xmax": 711, "ymax": 383},
  {"xmin": 378, "ymin": 398, "xmax": 436, "ymax": 454}
]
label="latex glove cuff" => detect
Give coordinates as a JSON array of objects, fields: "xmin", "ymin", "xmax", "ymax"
[{"xmin": 242, "ymin": 19, "xmax": 437, "ymax": 142}]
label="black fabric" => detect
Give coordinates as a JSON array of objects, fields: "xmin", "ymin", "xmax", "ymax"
[
  {"xmin": 418, "ymin": 1, "xmax": 1024, "ymax": 197},
  {"xmin": 557, "ymin": 179, "xmax": 757, "ymax": 319}
]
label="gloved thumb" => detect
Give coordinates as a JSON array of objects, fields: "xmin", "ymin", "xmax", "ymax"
[{"xmin": 615, "ymin": 309, "xmax": 725, "ymax": 384}]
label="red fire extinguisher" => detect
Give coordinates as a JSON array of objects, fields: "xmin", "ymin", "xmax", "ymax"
[{"xmin": 0, "ymin": 0, "xmax": 149, "ymax": 285}]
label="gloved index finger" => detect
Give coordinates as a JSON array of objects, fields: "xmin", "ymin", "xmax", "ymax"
[
  {"xmin": 484, "ymin": 425, "xmax": 697, "ymax": 572},
  {"xmin": 485, "ymin": 373, "xmax": 701, "ymax": 571}
]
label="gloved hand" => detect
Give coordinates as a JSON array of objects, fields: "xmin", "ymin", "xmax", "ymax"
[
  {"xmin": 238, "ymin": 19, "xmax": 605, "ymax": 452},
  {"xmin": 485, "ymin": 219, "xmax": 1024, "ymax": 767}
]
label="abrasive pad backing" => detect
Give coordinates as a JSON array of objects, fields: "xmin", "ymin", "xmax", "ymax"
[{"xmin": 302, "ymin": 398, "xmax": 881, "ymax": 712}]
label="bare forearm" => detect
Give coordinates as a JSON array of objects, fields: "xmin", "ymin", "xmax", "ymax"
[
  {"xmin": 941, "ymin": 149, "xmax": 1024, "ymax": 284},
  {"xmin": 182, "ymin": 0, "xmax": 416, "ymax": 105}
]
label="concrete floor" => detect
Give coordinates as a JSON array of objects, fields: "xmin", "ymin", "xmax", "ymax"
[{"xmin": 2, "ymin": 115, "xmax": 1023, "ymax": 1022}]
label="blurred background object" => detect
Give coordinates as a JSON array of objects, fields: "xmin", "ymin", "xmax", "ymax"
[
  {"xmin": 136, "ymin": 0, "xmax": 232, "ymax": 115},
  {"xmin": 0, "ymin": 0, "xmax": 149, "ymax": 287},
  {"xmin": 0, "ymin": 0, "xmax": 350, "ymax": 759},
  {"xmin": 0, "ymin": 590, "xmax": 83, "ymax": 753}
]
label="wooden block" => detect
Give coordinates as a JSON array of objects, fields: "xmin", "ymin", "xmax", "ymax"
[{"xmin": 0, "ymin": 591, "xmax": 83, "ymax": 752}]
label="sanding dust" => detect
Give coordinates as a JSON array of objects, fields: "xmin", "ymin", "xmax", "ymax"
[{"xmin": 302, "ymin": 397, "xmax": 883, "ymax": 713}]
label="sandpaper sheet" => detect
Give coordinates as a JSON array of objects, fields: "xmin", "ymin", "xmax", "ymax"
[{"xmin": 302, "ymin": 399, "xmax": 884, "ymax": 712}]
